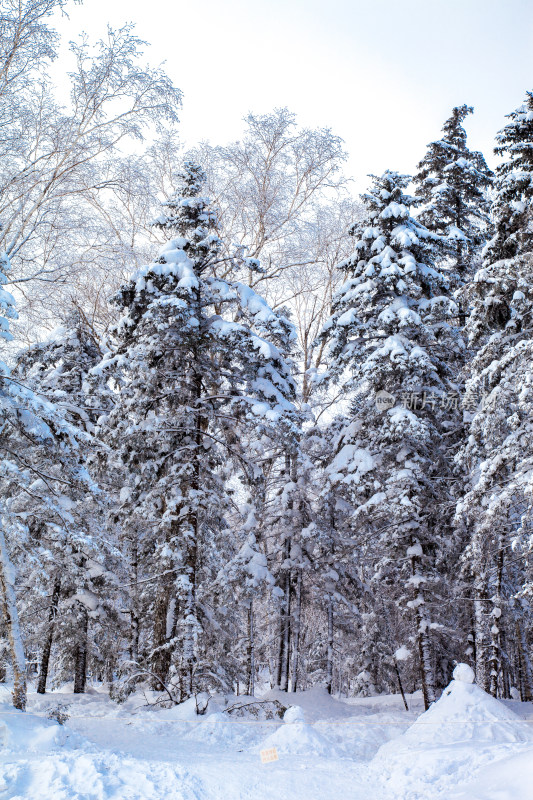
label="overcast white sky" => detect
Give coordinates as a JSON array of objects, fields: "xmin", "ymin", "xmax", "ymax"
[{"xmin": 54, "ymin": 0, "xmax": 533, "ymax": 188}]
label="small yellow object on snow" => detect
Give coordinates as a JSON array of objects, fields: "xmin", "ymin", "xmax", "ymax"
[{"xmin": 260, "ymin": 747, "xmax": 279, "ymax": 764}]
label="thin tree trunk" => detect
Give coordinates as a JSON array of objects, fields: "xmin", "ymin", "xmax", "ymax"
[
  {"xmin": 394, "ymin": 661, "xmax": 409, "ymax": 711},
  {"xmin": 488, "ymin": 620, "xmax": 501, "ymax": 697},
  {"xmin": 489, "ymin": 543, "xmax": 504, "ymax": 697},
  {"xmin": 279, "ymin": 571, "xmax": 291, "ymax": 692},
  {"xmin": 0, "ymin": 522, "xmax": 26, "ymax": 710},
  {"xmin": 410, "ymin": 547, "xmax": 435, "ymax": 710},
  {"xmin": 474, "ymin": 590, "xmax": 488, "ymax": 690},
  {"xmin": 277, "ymin": 518, "xmax": 291, "ymax": 690},
  {"xmin": 246, "ymin": 600, "xmax": 255, "ymax": 697},
  {"xmin": 415, "ymin": 606, "xmax": 435, "ymax": 710},
  {"xmin": 516, "ymin": 618, "xmax": 533, "ymax": 701},
  {"xmin": 73, "ymin": 604, "xmax": 88, "ymax": 694},
  {"xmin": 182, "ymin": 389, "xmax": 202, "ymax": 698},
  {"xmin": 37, "ymin": 578, "xmax": 61, "ymax": 694},
  {"xmin": 291, "ymin": 570, "xmax": 302, "ymax": 692},
  {"xmin": 326, "ymin": 594, "xmax": 334, "ymax": 694},
  {"xmin": 472, "ymin": 533, "xmax": 489, "ymax": 691},
  {"xmin": 129, "ymin": 538, "xmax": 140, "ymax": 664}
]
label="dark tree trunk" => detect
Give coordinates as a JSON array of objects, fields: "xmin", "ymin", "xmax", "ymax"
[
  {"xmin": 37, "ymin": 579, "xmax": 61, "ymax": 694},
  {"xmin": 394, "ymin": 661, "xmax": 409, "ymax": 711},
  {"xmin": 151, "ymin": 586, "xmax": 172, "ymax": 689},
  {"xmin": 290, "ymin": 570, "xmax": 302, "ymax": 692},
  {"xmin": 516, "ymin": 619, "xmax": 533, "ymax": 702},
  {"xmin": 278, "ymin": 571, "xmax": 291, "ymax": 692},
  {"xmin": 128, "ymin": 539, "xmax": 140, "ymax": 664},
  {"xmin": 276, "ymin": 492, "xmax": 292, "ymax": 691},
  {"xmin": 410, "ymin": 547, "xmax": 435, "ymax": 710},
  {"xmin": 326, "ymin": 595, "xmax": 334, "ymax": 694},
  {"xmin": 73, "ymin": 604, "xmax": 88, "ymax": 694},
  {"xmin": 489, "ymin": 543, "xmax": 504, "ymax": 698},
  {"xmin": 246, "ymin": 601, "xmax": 255, "ymax": 697}
]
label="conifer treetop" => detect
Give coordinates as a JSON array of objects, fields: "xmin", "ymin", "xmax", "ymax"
[
  {"xmin": 322, "ymin": 170, "xmax": 458, "ymax": 387},
  {"xmin": 414, "ymin": 105, "xmax": 492, "ymax": 274},
  {"xmin": 484, "ymin": 91, "xmax": 533, "ymax": 264}
]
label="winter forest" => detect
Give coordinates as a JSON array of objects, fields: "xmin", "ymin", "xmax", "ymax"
[{"xmin": 1, "ymin": 0, "xmax": 533, "ymax": 731}]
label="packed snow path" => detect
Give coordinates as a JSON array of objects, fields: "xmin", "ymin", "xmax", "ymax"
[{"xmin": 1, "ymin": 670, "xmax": 532, "ymax": 800}]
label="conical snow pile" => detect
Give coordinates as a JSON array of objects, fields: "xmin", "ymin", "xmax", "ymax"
[
  {"xmin": 257, "ymin": 705, "xmax": 335, "ymax": 757},
  {"xmin": 370, "ymin": 664, "xmax": 533, "ymax": 798},
  {"xmin": 375, "ymin": 663, "xmax": 533, "ymax": 757}
]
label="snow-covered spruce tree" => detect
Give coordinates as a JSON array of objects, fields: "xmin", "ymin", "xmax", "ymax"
[
  {"xmin": 484, "ymin": 91, "xmax": 533, "ymax": 265},
  {"xmin": 414, "ymin": 105, "xmax": 493, "ymax": 280},
  {"xmin": 455, "ymin": 251, "xmax": 533, "ymax": 699},
  {"xmin": 453, "ymin": 96, "xmax": 533, "ymax": 698},
  {"xmin": 14, "ymin": 307, "xmax": 103, "ymax": 434},
  {"xmin": 0, "ymin": 252, "xmax": 96, "ymax": 709},
  {"xmin": 95, "ymin": 162, "xmax": 297, "ymax": 698},
  {"xmin": 12, "ymin": 310, "xmax": 117, "ymax": 696},
  {"xmin": 319, "ymin": 171, "xmax": 464, "ymax": 708}
]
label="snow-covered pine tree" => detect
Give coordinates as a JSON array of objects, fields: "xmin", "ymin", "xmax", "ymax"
[
  {"xmin": 95, "ymin": 162, "xmax": 298, "ymax": 698},
  {"xmin": 320, "ymin": 171, "xmax": 464, "ymax": 708},
  {"xmin": 12, "ymin": 310, "xmax": 117, "ymax": 696},
  {"xmin": 484, "ymin": 91, "xmax": 533, "ymax": 265},
  {"xmin": 414, "ymin": 105, "xmax": 493, "ymax": 279},
  {"xmin": 455, "ymin": 256, "xmax": 533, "ymax": 699},
  {"xmin": 0, "ymin": 253, "xmax": 96, "ymax": 709},
  {"xmin": 14, "ymin": 308, "xmax": 103, "ymax": 433},
  {"xmin": 453, "ymin": 95, "xmax": 533, "ymax": 698}
]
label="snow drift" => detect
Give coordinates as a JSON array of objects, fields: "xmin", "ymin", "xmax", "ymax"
[
  {"xmin": 371, "ymin": 664, "xmax": 533, "ymax": 799},
  {"xmin": 257, "ymin": 704, "xmax": 335, "ymax": 756}
]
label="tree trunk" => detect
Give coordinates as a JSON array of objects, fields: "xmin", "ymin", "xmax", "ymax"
[
  {"xmin": 151, "ymin": 585, "xmax": 172, "ymax": 687},
  {"xmin": 129, "ymin": 538, "xmax": 140, "ymax": 664},
  {"xmin": 394, "ymin": 661, "xmax": 409, "ymax": 711},
  {"xmin": 516, "ymin": 618, "xmax": 533, "ymax": 701},
  {"xmin": 37, "ymin": 578, "xmax": 61, "ymax": 694},
  {"xmin": 410, "ymin": 548, "xmax": 435, "ymax": 710},
  {"xmin": 0, "ymin": 522, "xmax": 26, "ymax": 710},
  {"xmin": 415, "ymin": 607, "xmax": 435, "ymax": 710},
  {"xmin": 276, "ymin": 518, "xmax": 291, "ymax": 690},
  {"xmin": 489, "ymin": 543, "xmax": 504, "ymax": 697},
  {"xmin": 178, "ymin": 344, "xmax": 204, "ymax": 698},
  {"xmin": 326, "ymin": 595, "xmax": 334, "ymax": 694},
  {"xmin": 472, "ymin": 533, "xmax": 490, "ymax": 691},
  {"xmin": 474, "ymin": 590, "xmax": 489, "ymax": 690},
  {"xmin": 290, "ymin": 570, "xmax": 302, "ymax": 692},
  {"xmin": 278, "ymin": 569, "xmax": 291, "ymax": 692},
  {"xmin": 73, "ymin": 603, "xmax": 88, "ymax": 694},
  {"xmin": 246, "ymin": 600, "xmax": 255, "ymax": 697}
]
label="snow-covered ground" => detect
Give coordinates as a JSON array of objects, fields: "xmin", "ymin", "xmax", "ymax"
[{"xmin": 1, "ymin": 667, "xmax": 532, "ymax": 800}]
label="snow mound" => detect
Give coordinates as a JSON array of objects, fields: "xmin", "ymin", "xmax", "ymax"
[
  {"xmin": 371, "ymin": 668, "xmax": 533, "ymax": 799},
  {"xmin": 451, "ymin": 745, "xmax": 533, "ymax": 800},
  {"xmin": 379, "ymin": 674, "xmax": 533, "ymax": 749},
  {"xmin": 257, "ymin": 705, "xmax": 335, "ymax": 756},
  {"xmin": 0, "ymin": 704, "xmax": 80, "ymax": 753}
]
